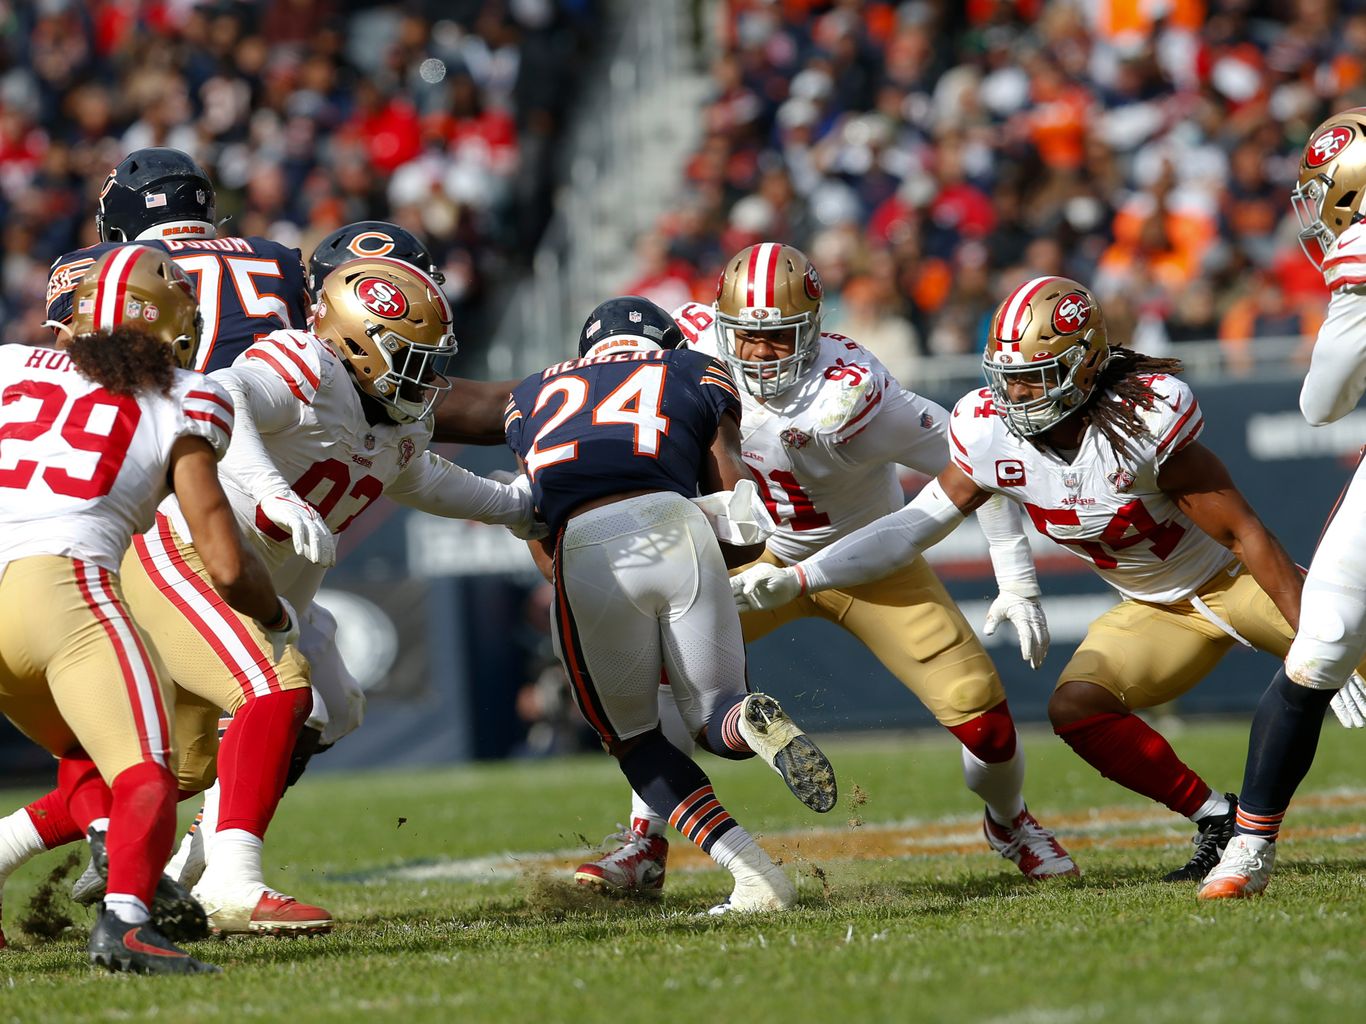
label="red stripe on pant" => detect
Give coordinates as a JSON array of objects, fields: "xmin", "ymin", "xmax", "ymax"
[{"xmin": 552, "ymin": 528, "xmax": 616, "ymax": 744}]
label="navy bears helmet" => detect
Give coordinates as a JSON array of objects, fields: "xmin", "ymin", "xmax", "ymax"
[
  {"xmin": 577, "ymin": 295, "xmax": 685, "ymax": 358},
  {"xmin": 307, "ymin": 220, "xmax": 445, "ymax": 299},
  {"xmin": 96, "ymin": 148, "xmax": 216, "ymax": 243}
]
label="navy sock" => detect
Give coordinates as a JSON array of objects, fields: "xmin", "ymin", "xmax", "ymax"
[
  {"xmin": 618, "ymin": 729, "xmax": 738, "ymax": 852},
  {"xmin": 700, "ymin": 695, "xmax": 756, "ymax": 761},
  {"xmin": 1236, "ymin": 667, "xmax": 1335, "ymax": 836}
]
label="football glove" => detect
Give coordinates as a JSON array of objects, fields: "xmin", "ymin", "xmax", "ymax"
[
  {"xmin": 983, "ymin": 587, "xmax": 1050, "ymax": 670},
  {"xmin": 731, "ymin": 563, "xmax": 803, "ymax": 612},
  {"xmin": 1330, "ymin": 672, "xmax": 1366, "ymax": 729},
  {"xmin": 258, "ymin": 597, "xmax": 300, "ymax": 663},
  {"xmin": 259, "ymin": 494, "xmax": 336, "ymax": 567},
  {"xmin": 493, "ymin": 472, "xmax": 548, "ymax": 541}
]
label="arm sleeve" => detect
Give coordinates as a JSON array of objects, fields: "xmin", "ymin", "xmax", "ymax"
[
  {"xmin": 209, "ymin": 362, "xmax": 302, "ymax": 498},
  {"xmin": 833, "ymin": 387, "xmax": 950, "ymax": 476},
  {"xmin": 1301, "ymin": 289, "xmax": 1366, "ymax": 425},
  {"xmin": 799, "ymin": 477, "xmax": 966, "ymax": 592},
  {"xmin": 386, "ymin": 449, "xmax": 535, "ymax": 527},
  {"xmin": 975, "ymin": 493, "xmax": 1039, "ymax": 597}
]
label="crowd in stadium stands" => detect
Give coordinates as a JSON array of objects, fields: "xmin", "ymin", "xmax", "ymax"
[
  {"xmin": 624, "ymin": 0, "xmax": 1360, "ymax": 382},
  {"xmin": 0, "ymin": 0, "xmax": 595, "ymax": 348}
]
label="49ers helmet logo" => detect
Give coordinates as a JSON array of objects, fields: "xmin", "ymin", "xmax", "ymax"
[
  {"xmin": 346, "ymin": 231, "xmax": 397, "ymax": 258},
  {"xmin": 803, "ymin": 263, "xmax": 824, "ymax": 300},
  {"xmin": 1052, "ymin": 292, "xmax": 1090, "ymax": 334},
  {"xmin": 1306, "ymin": 125, "xmax": 1354, "ymax": 168},
  {"xmin": 356, "ymin": 277, "xmax": 409, "ymax": 318}
]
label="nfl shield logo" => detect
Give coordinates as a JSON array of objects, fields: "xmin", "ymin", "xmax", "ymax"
[
  {"xmin": 364, "ymin": 433, "xmax": 376, "ymax": 451},
  {"xmin": 1063, "ymin": 471, "xmax": 1080, "ymax": 489}
]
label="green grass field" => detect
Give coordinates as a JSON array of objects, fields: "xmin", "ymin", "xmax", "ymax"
[{"xmin": 1, "ymin": 719, "xmax": 1364, "ymax": 1023}]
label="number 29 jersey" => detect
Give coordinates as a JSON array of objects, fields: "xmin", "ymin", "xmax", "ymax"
[
  {"xmin": 947, "ymin": 375, "xmax": 1231, "ymax": 604},
  {"xmin": 505, "ymin": 348, "xmax": 741, "ymax": 535}
]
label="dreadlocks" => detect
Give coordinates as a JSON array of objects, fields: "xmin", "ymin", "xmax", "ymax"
[
  {"xmin": 1078, "ymin": 348, "xmax": 1187, "ymax": 460},
  {"xmin": 66, "ymin": 326, "xmax": 177, "ymax": 397}
]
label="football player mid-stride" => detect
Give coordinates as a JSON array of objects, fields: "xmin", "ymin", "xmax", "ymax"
[
  {"xmin": 733, "ymin": 275, "xmax": 1348, "ymax": 884},
  {"xmin": 506, "ymin": 295, "xmax": 836, "ymax": 914}
]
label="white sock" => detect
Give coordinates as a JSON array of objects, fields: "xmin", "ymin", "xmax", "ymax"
[
  {"xmin": 0, "ymin": 808, "xmax": 48, "ymax": 887},
  {"xmin": 198, "ymin": 828, "xmax": 265, "ymax": 895},
  {"xmin": 165, "ymin": 813, "xmax": 206, "ymax": 887},
  {"xmin": 1190, "ymin": 790, "xmax": 1230, "ymax": 822},
  {"xmin": 629, "ymin": 792, "xmax": 668, "ymax": 836},
  {"xmin": 103, "ymin": 893, "xmax": 150, "ymax": 925},
  {"xmin": 707, "ymin": 826, "xmax": 757, "ymax": 872},
  {"xmin": 198, "ymin": 781, "xmax": 221, "ymax": 856},
  {"xmin": 962, "ymin": 741, "xmax": 1027, "ymax": 826}
]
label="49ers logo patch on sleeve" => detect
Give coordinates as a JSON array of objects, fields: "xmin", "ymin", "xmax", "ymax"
[
  {"xmin": 356, "ymin": 277, "xmax": 408, "ymax": 318},
  {"xmin": 1307, "ymin": 125, "xmax": 1354, "ymax": 167},
  {"xmin": 995, "ymin": 459, "xmax": 1027, "ymax": 487},
  {"xmin": 1052, "ymin": 292, "xmax": 1090, "ymax": 334}
]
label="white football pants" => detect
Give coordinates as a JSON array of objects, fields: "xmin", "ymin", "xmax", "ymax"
[
  {"xmin": 1287, "ymin": 455, "xmax": 1366, "ymax": 690},
  {"xmin": 551, "ymin": 491, "xmax": 747, "ymax": 743}
]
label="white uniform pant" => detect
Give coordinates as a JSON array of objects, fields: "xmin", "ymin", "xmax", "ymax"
[
  {"xmin": 299, "ymin": 601, "xmax": 366, "ymax": 747},
  {"xmin": 1287, "ymin": 454, "xmax": 1366, "ymax": 689},
  {"xmin": 550, "ymin": 491, "xmax": 747, "ymax": 744}
]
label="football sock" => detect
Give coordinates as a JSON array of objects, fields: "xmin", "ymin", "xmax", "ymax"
[
  {"xmin": 1055, "ymin": 711, "xmax": 1210, "ymax": 817},
  {"xmin": 707, "ymin": 823, "xmax": 757, "ymax": 871},
  {"xmin": 624, "ymin": 681, "xmax": 693, "ymax": 836},
  {"xmin": 1234, "ymin": 667, "xmax": 1335, "ymax": 840},
  {"xmin": 619, "ymin": 729, "xmax": 739, "ymax": 853},
  {"xmin": 216, "ymin": 689, "xmax": 310, "ymax": 836},
  {"xmin": 22, "ymin": 789, "xmax": 81, "ymax": 850},
  {"xmin": 1190, "ymin": 790, "xmax": 1230, "ymax": 822},
  {"xmin": 0, "ymin": 807, "xmax": 47, "ymax": 885},
  {"xmin": 105, "ymin": 761, "xmax": 176, "ymax": 909},
  {"xmin": 702, "ymin": 695, "xmax": 757, "ymax": 760},
  {"xmin": 102, "ymin": 894, "xmax": 150, "ymax": 926},
  {"xmin": 949, "ymin": 704, "xmax": 1025, "ymax": 825},
  {"xmin": 201, "ymin": 829, "xmax": 265, "ymax": 894},
  {"xmin": 58, "ymin": 754, "xmax": 112, "ymax": 832}
]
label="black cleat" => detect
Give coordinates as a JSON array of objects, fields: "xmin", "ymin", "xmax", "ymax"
[
  {"xmin": 1162, "ymin": 793, "xmax": 1237, "ymax": 882},
  {"xmin": 737, "ymin": 693, "xmax": 838, "ymax": 813},
  {"xmin": 87, "ymin": 906, "xmax": 220, "ymax": 975},
  {"xmin": 72, "ymin": 828, "xmax": 209, "ymax": 941}
]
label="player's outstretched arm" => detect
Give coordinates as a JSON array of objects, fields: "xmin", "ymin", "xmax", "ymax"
[
  {"xmin": 431, "ymin": 377, "xmax": 520, "ymax": 445},
  {"xmin": 1301, "ymin": 290, "xmax": 1366, "ymax": 426},
  {"xmin": 1159, "ymin": 440, "xmax": 1303, "ymax": 630},
  {"xmin": 169, "ymin": 435, "xmax": 297, "ymax": 656},
  {"xmin": 388, "ymin": 449, "xmax": 544, "ymax": 539},
  {"xmin": 732, "ymin": 463, "xmax": 989, "ymax": 611}
]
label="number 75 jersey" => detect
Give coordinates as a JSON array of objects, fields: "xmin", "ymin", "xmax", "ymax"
[{"xmin": 947, "ymin": 375, "xmax": 1232, "ymax": 604}]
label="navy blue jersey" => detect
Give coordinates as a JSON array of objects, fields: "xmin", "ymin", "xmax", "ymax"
[
  {"xmin": 46, "ymin": 236, "xmax": 309, "ymax": 372},
  {"xmin": 505, "ymin": 348, "xmax": 742, "ymax": 534}
]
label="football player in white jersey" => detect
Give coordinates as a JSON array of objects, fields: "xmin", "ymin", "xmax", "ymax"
[
  {"xmin": 734, "ymin": 275, "xmax": 1331, "ymax": 882},
  {"xmin": 575, "ymin": 243, "xmax": 1076, "ymax": 896},
  {"xmin": 0, "ymin": 247, "xmax": 293, "ymax": 972},
  {"xmin": 1200, "ymin": 108, "xmax": 1366, "ymax": 898}
]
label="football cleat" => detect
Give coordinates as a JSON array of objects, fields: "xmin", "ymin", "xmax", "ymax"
[
  {"xmin": 709, "ymin": 861, "xmax": 796, "ymax": 915},
  {"xmin": 1163, "ymin": 793, "xmax": 1238, "ymax": 882},
  {"xmin": 71, "ymin": 828, "xmax": 209, "ymax": 942},
  {"xmin": 574, "ymin": 818, "xmax": 668, "ymax": 895},
  {"xmin": 87, "ymin": 905, "xmax": 219, "ymax": 975},
  {"xmin": 194, "ymin": 885, "xmax": 333, "ymax": 936},
  {"xmin": 1198, "ymin": 835, "xmax": 1277, "ymax": 900},
  {"xmin": 737, "ymin": 693, "xmax": 837, "ymax": 813},
  {"xmin": 983, "ymin": 807, "xmax": 1081, "ymax": 880}
]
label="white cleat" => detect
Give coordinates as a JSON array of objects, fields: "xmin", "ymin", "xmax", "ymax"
[
  {"xmin": 1198, "ymin": 834, "xmax": 1276, "ymax": 900},
  {"xmin": 708, "ymin": 864, "xmax": 796, "ymax": 915},
  {"xmin": 192, "ymin": 881, "xmax": 333, "ymax": 936},
  {"xmin": 736, "ymin": 693, "xmax": 837, "ymax": 813},
  {"xmin": 983, "ymin": 808, "xmax": 1081, "ymax": 880}
]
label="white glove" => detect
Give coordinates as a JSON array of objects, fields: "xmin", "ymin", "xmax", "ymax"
[
  {"xmin": 259, "ymin": 494, "xmax": 336, "ymax": 567},
  {"xmin": 258, "ymin": 597, "xmax": 300, "ymax": 663},
  {"xmin": 983, "ymin": 588, "xmax": 1050, "ymax": 670},
  {"xmin": 731, "ymin": 563, "xmax": 803, "ymax": 612},
  {"xmin": 1331, "ymin": 672, "xmax": 1366, "ymax": 728},
  {"xmin": 692, "ymin": 478, "xmax": 777, "ymax": 545}
]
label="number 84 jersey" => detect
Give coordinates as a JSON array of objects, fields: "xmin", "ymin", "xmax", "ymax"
[{"xmin": 947, "ymin": 375, "xmax": 1231, "ymax": 604}]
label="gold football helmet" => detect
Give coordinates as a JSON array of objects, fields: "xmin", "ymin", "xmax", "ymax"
[
  {"xmin": 1292, "ymin": 107, "xmax": 1366, "ymax": 269},
  {"xmin": 313, "ymin": 256, "xmax": 457, "ymax": 423},
  {"xmin": 983, "ymin": 276, "xmax": 1110, "ymax": 438},
  {"xmin": 715, "ymin": 242, "xmax": 823, "ymax": 398},
  {"xmin": 62, "ymin": 245, "xmax": 201, "ymax": 368}
]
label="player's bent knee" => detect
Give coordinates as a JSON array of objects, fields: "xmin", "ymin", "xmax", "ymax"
[{"xmin": 1048, "ymin": 680, "xmax": 1122, "ymax": 729}]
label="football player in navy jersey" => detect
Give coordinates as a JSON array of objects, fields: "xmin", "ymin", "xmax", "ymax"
[
  {"xmin": 45, "ymin": 149, "xmax": 310, "ymax": 372},
  {"xmin": 505, "ymin": 295, "xmax": 836, "ymax": 914}
]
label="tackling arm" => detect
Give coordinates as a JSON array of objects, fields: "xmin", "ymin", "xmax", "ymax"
[
  {"xmin": 1159, "ymin": 440, "xmax": 1303, "ymax": 630},
  {"xmin": 431, "ymin": 377, "xmax": 520, "ymax": 445},
  {"xmin": 699, "ymin": 412, "xmax": 769, "ymax": 568},
  {"xmin": 387, "ymin": 448, "xmax": 542, "ymax": 538},
  {"xmin": 1301, "ymin": 290, "xmax": 1366, "ymax": 426}
]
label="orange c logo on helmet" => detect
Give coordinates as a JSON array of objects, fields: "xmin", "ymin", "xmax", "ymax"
[
  {"xmin": 1307, "ymin": 126, "xmax": 1353, "ymax": 168},
  {"xmin": 356, "ymin": 277, "xmax": 409, "ymax": 318},
  {"xmin": 803, "ymin": 264, "xmax": 823, "ymax": 300},
  {"xmin": 347, "ymin": 231, "xmax": 397, "ymax": 258},
  {"xmin": 1052, "ymin": 292, "xmax": 1090, "ymax": 334},
  {"xmin": 99, "ymin": 169, "xmax": 117, "ymax": 200}
]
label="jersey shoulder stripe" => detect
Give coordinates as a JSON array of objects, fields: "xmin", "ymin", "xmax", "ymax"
[
  {"xmin": 240, "ymin": 330, "xmax": 324, "ymax": 404},
  {"xmin": 175, "ymin": 375, "xmax": 234, "ymax": 457}
]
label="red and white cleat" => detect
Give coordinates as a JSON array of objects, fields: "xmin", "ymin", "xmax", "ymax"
[
  {"xmin": 197, "ymin": 885, "xmax": 333, "ymax": 936},
  {"xmin": 1198, "ymin": 835, "xmax": 1276, "ymax": 900},
  {"xmin": 574, "ymin": 818, "xmax": 668, "ymax": 896},
  {"xmin": 983, "ymin": 807, "xmax": 1081, "ymax": 880}
]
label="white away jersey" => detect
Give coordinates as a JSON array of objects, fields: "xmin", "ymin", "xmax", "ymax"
[
  {"xmin": 948, "ymin": 375, "xmax": 1232, "ymax": 604},
  {"xmin": 1301, "ymin": 228, "xmax": 1366, "ymax": 425},
  {"xmin": 675, "ymin": 301, "xmax": 947, "ymax": 563},
  {"xmin": 162, "ymin": 329, "xmax": 433, "ymax": 604},
  {"xmin": 0, "ymin": 345, "xmax": 232, "ymax": 574}
]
